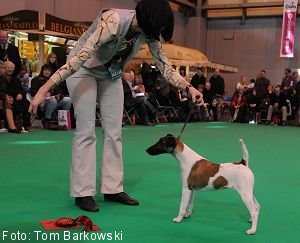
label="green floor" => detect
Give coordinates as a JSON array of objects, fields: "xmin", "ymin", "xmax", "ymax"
[{"xmin": 1, "ymin": 122, "xmax": 299, "ymax": 243}]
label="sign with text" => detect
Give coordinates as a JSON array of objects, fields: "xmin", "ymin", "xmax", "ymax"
[
  {"xmin": 0, "ymin": 10, "xmax": 39, "ymax": 30},
  {"xmin": 45, "ymin": 13, "xmax": 92, "ymax": 38},
  {"xmin": 280, "ymin": 0, "xmax": 298, "ymax": 57}
]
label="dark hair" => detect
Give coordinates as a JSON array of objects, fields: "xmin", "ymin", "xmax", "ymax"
[
  {"xmin": 39, "ymin": 64, "xmax": 53, "ymax": 77},
  {"xmin": 135, "ymin": 0, "xmax": 174, "ymax": 42}
]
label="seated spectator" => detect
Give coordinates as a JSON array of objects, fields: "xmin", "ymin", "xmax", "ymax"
[
  {"xmin": 30, "ymin": 64, "xmax": 70, "ymax": 130},
  {"xmin": 132, "ymin": 72, "xmax": 157, "ymax": 117},
  {"xmin": 231, "ymin": 86, "xmax": 248, "ymax": 123},
  {"xmin": 246, "ymin": 88, "xmax": 258, "ymax": 124},
  {"xmin": 236, "ymin": 75, "xmax": 248, "ymax": 91},
  {"xmin": 265, "ymin": 85, "xmax": 288, "ymax": 126},
  {"xmin": 247, "ymin": 78, "xmax": 255, "ymax": 90},
  {"xmin": 2, "ymin": 61, "xmax": 31, "ymax": 132},
  {"xmin": 194, "ymin": 84, "xmax": 208, "ymax": 121},
  {"xmin": 46, "ymin": 52, "xmax": 59, "ymax": 73},
  {"xmin": 0, "ymin": 60, "xmax": 7, "ymax": 132},
  {"xmin": 122, "ymin": 72, "xmax": 154, "ymax": 126},
  {"xmin": 17, "ymin": 65, "xmax": 30, "ymax": 93},
  {"xmin": 203, "ymin": 82, "xmax": 217, "ymax": 121},
  {"xmin": 287, "ymin": 87, "xmax": 298, "ymax": 123},
  {"xmin": 178, "ymin": 87, "xmax": 193, "ymax": 120}
]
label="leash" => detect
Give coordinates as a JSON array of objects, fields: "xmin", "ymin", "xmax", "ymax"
[{"xmin": 177, "ymin": 95, "xmax": 201, "ymax": 140}]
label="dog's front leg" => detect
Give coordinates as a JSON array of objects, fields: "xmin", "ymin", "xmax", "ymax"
[
  {"xmin": 184, "ymin": 190, "xmax": 195, "ymax": 218},
  {"xmin": 173, "ymin": 186, "xmax": 192, "ymax": 223}
]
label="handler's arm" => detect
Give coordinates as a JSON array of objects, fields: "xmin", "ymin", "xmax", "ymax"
[
  {"xmin": 29, "ymin": 10, "xmax": 120, "ymax": 114},
  {"xmin": 147, "ymin": 40, "xmax": 202, "ymax": 103}
]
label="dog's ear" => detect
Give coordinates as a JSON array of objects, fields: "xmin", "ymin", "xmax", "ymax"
[{"xmin": 166, "ymin": 135, "xmax": 177, "ymax": 148}]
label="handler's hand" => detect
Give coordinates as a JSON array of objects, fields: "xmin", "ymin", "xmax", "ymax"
[
  {"xmin": 28, "ymin": 79, "xmax": 56, "ymax": 115},
  {"xmin": 28, "ymin": 88, "xmax": 48, "ymax": 115},
  {"xmin": 188, "ymin": 86, "xmax": 203, "ymax": 104}
]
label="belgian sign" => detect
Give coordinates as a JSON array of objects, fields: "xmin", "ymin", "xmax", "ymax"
[{"xmin": 45, "ymin": 13, "xmax": 92, "ymax": 37}]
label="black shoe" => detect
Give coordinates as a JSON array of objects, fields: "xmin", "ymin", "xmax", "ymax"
[
  {"xmin": 281, "ymin": 121, "xmax": 287, "ymax": 126},
  {"xmin": 8, "ymin": 128, "xmax": 21, "ymax": 133},
  {"xmin": 75, "ymin": 196, "xmax": 99, "ymax": 212},
  {"xmin": 104, "ymin": 192, "xmax": 139, "ymax": 206}
]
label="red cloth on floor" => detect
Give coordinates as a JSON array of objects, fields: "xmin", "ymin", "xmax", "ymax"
[{"xmin": 40, "ymin": 216, "xmax": 101, "ymax": 231}]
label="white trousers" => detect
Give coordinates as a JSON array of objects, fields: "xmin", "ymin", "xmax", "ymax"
[{"xmin": 67, "ymin": 67, "xmax": 124, "ymax": 197}]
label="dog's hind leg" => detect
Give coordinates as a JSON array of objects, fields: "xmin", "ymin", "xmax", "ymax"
[
  {"xmin": 184, "ymin": 190, "xmax": 195, "ymax": 218},
  {"xmin": 239, "ymin": 192, "xmax": 259, "ymax": 235},
  {"xmin": 173, "ymin": 187, "xmax": 192, "ymax": 223},
  {"xmin": 248, "ymin": 195, "xmax": 260, "ymax": 224}
]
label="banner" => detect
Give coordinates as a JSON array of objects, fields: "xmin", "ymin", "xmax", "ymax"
[
  {"xmin": 45, "ymin": 13, "xmax": 92, "ymax": 38},
  {"xmin": 0, "ymin": 10, "xmax": 39, "ymax": 30},
  {"xmin": 280, "ymin": 0, "xmax": 298, "ymax": 57}
]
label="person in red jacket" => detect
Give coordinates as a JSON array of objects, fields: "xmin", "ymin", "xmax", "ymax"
[{"xmin": 231, "ymin": 86, "xmax": 248, "ymax": 123}]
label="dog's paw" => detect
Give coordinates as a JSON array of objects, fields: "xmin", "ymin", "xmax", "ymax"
[
  {"xmin": 246, "ymin": 229, "xmax": 256, "ymax": 235},
  {"xmin": 172, "ymin": 216, "xmax": 183, "ymax": 223}
]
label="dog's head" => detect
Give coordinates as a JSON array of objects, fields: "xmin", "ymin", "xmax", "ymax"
[{"xmin": 146, "ymin": 134, "xmax": 178, "ymax": 156}]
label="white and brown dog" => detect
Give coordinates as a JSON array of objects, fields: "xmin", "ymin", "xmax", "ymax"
[{"xmin": 146, "ymin": 134, "xmax": 260, "ymax": 235}]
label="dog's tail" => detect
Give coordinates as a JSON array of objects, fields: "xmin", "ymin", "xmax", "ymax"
[{"xmin": 239, "ymin": 139, "xmax": 249, "ymax": 167}]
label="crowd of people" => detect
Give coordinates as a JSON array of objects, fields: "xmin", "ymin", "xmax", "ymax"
[
  {"xmin": 0, "ymin": 29, "xmax": 299, "ymax": 134},
  {"xmin": 120, "ymin": 66, "xmax": 300, "ymax": 127},
  {"xmin": 0, "ymin": 30, "xmax": 72, "ymax": 133},
  {"xmin": 229, "ymin": 69, "xmax": 299, "ymax": 126}
]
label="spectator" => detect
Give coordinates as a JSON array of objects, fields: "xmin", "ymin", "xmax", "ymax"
[
  {"xmin": 255, "ymin": 69, "xmax": 270, "ymax": 105},
  {"xmin": 122, "ymin": 72, "xmax": 154, "ymax": 126},
  {"xmin": 46, "ymin": 52, "xmax": 59, "ymax": 73},
  {"xmin": 190, "ymin": 67, "xmax": 206, "ymax": 89},
  {"xmin": 17, "ymin": 65, "xmax": 30, "ymax": 93},
  {"xmin": 0, "ymin": 30, "xmax": 22, "ymax": 76},
  {"xmin": 30, "ymin": 64, "xmax": 69, "ymax": 130},
  {"xmin": 3, "ymin": 61, "xmax": 30, "ymax": 132},
  {"xmin": 247, "ymin": 78, "xmax": 255, "ymax": 90},
  {"xmin": 209, "ymin": 69, "xmax": 225, "ymax": 121},
  {"xmin": 281, "ymin": 68, "xmax": 294, "ymax": 96},
  {"xmin": 266, "ymin": 85, "xmax": 288, "ymax": 126},
  {"xmin": 179, "ymin": 66, "xmax": 189, "ymax": 82},
  {"xmin": 246, "ymin": 88, "xmax": 258, "ymax": 124},
  {"xmin": 230, "ymin": 86, "xmax": 247, "ymax": 123},
  {"xmin": 203, "ymin": 81, "xmax": 216, "ymax": 121},
  {"xmin": 0, "ymin": 60, "xmax": 8, "ymax": 132},
  {"xmin": 236, "ymin": 75, "xmax": 248, "ymax": 91}
]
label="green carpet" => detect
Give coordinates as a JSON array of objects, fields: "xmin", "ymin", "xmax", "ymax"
[{"xmin": 0, "ymin": 122, "xmax": 299, "ymax": 243}]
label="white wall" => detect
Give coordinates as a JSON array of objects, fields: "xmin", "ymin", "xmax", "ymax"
[{"xmin": 206, "ymin": 17, "xmax": 300, "ymax": 95}]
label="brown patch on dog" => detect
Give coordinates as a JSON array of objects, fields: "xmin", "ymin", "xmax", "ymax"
[
  {"xmin": 213, "ymin": 176, "xmax": 228, "ymax": 189},
  {"xmin": 175, "ymin": 139, "xmax": 184, "ymax": 153},
  {"xmin": 187, "ymin": 159, "xmax": 220, "ymax": 190},
  {"xmin": 234, "ymin": 159, "xmax": 247, "ymax": 166}
]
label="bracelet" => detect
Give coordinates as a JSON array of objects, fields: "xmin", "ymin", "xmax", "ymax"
[{"xmin": 186, "ymin": 84, "xmax": 193, "ymax": 94}]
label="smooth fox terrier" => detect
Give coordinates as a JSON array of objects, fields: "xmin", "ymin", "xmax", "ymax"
[{"xmin": 146, "ymin": 134, "xmax": 260, "ymax": 235}]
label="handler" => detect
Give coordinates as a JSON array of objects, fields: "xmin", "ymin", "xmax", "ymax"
[{"xmin": 29, "ymin": 0, "xmax": 202, "ymax": 212}]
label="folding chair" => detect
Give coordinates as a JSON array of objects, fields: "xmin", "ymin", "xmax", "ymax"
[
  {"xmin": 155, "ymin": 99, "xmax": 179, "ymax": 122},
  {"xmin": 123, "ymin": 106, "xmax": 139, "ymax": 125}
]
